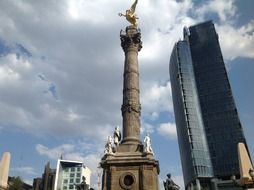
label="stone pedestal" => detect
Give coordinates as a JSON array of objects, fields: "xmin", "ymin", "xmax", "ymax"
[
  {"xmin": 101, "ymin": 152, "xmax": 159, "ymax": 190},
  {"xmin": 100, "ymin": 26, "xmax": 160, "ymax": 190}
]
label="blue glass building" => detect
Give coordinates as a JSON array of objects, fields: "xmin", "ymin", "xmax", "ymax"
[
  {"xmin": 170, "ymin": 31, "xmax": 214, "ymax": 189},
  {"xmin": 170, "ymin": 21, "xmax": 247, "ymax": 189}
]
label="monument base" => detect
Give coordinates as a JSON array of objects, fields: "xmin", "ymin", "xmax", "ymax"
[{"xmin": 101, "ymin": 151, "xmax": 160, "ymax": 190}]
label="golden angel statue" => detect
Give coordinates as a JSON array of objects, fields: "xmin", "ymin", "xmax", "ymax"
[{"xmin": 119, "ymin": 0, "xmax": 139, "ymax": 27}]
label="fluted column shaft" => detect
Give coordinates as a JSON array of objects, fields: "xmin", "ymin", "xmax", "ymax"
[{"xmin": 120, "ymin": 26, "xmax": 142, "ymax": 145}]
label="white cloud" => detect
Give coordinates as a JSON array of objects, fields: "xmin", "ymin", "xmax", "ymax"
[
  {"xmin": 36, "ymin": 144, "xmax": 75, "ymax": 160},
  {"xmin": 11, "ymin": 166, "xmax": 37, "ymax": 175},
  {"xmin": 66, "ymin": 0, "xmax": 125, "ymax": 25},
  {"xmin": 0, "ymin": 53, "xmax": 31, "ymax": 82},
  {"xmin": 216, "ymin": 20, "xmax": 254, "ymax": 60},
  {"xmin": 1, "ymin": 0, "xmax": 251, "ymax": 143},
  {"xmin": 157, "ymin": 122, "xmax": 177, "ymax": 140},
  {"xmin": 190, "ymin": 0, "xmax": 254, "ymax": 61},
  {"xmin": 195, "ymin": 0, "xmax": 236, "ymax": 22},
  {"xmin": 141, "ymin": 122, "xmax": 154, "ymax": 134},
  {"xmin": 141, "ymin": 81, "xmax": 173, "ymax": 116}
]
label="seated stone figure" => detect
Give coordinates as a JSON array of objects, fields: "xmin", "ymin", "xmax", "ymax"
[{"xmin": 163, "ymin": 173, "xmax": 180, "ymax": 190}]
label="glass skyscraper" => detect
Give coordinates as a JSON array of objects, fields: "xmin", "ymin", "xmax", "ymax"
[{"xmin": 170, "ymin": 21, "xmax": 247, "ymax": 189}]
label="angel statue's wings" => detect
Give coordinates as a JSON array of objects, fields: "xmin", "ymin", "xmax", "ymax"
[
  {"xmin": 119, "ymin": 0, "xmax": 139, "ymax": 27},
  {"xmin": 130, "ymin": 0, "xmax": 138, "ymax": 14}
]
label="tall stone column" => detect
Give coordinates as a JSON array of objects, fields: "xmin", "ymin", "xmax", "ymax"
[
  {"xmin": 100, "ymin": 26, "xmax": 159, "ymax": 190},
  {"xmin": 0, "ymin": 152, "xmax": 11, "ymax": 190},
  {"xmin": 120, "ymin": 25, "xmax": 142, "ymax": 145}
]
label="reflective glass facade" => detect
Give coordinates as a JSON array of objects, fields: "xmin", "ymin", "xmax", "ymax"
[
  {"xmin": 170, "ymin": 21, "xmax": 247, "ymax": 188},
  {"xmin": 187, "ymin": 21, "xmax": 246, "ymax": 178},
  {"xmin": 170, "ymin": 40, "xmax": 213, "ymax": 187}
]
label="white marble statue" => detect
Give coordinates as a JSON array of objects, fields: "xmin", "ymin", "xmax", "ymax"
[
  {"xmin": 113, "ymin": 126, "xmax": 121, "ymax": 145},
  {"xmin": 144, "ymin": 133, "xmax": 154, "ymax": 155},
  {"xmin": 104, "ymin": 136, "xmax": 114, "ymax": 155}
]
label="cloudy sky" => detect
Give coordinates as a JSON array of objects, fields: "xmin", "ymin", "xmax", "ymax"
[{"xmin": 0, "ymin": 0, "xmax": 253, "ymax": 189}]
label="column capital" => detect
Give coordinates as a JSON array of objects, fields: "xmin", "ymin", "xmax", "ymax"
[{"xmin": 120, "ymin": 26, "xmax": 142, "ymax": 52}]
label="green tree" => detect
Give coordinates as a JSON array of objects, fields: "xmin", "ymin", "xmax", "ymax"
[{"xmin": 8, "ymin": 176, "xmax": 23, "ymax": 190}]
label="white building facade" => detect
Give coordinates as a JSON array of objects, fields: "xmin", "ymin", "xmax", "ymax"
[{"xmin": 54, "ymin": 159, "xmax": 91, "ymax": 190}]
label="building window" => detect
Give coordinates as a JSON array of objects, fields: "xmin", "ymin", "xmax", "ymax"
[
  {"xmin": 70, "ymin": 178, "xmax": 74, "ymax": 183},
  {"xmin": 63, "ymin": 179, "xmax": 68, "ymax": 183},
  {"xmin": 76, "ymin": 173, "xmax": 81, "ymax": 177},
  {"xmin": 71, "ymin": 167, "xmax": 75, "ymax": 172},
  {"xmin": 69, "ymin": 184, "xmax": 74, "ymax": 189},
  {"xmin": 70, "ymin": 173, "xmax": 75, "ymax": 178},
  {"xmin": 77, "ymin": 167, "xmax": 81, "ymax": 172},
  {"xmin": 63, "ymin": 186, "xmax": 67, "ymax": 190},
  {"xmin": 76, "ymin": 178, "xmax": 80, "ymax": 183}
]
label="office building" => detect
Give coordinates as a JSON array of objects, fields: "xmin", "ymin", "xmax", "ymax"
[
  {"xmin": 170, "ymin": 21, "xmax": 247, "ymax": 189},
  {"xmin": 54, "ymin": 159, "xmax": 91, "ymax": 190},
  {"xmin": 33, "ymin": 162, "xmax": 56, "ymax": 190},
  {"xmin": 170, "ymin": 30, "xmax": 214, "ymax": 189},
  {"xmin": 33, "ymin": 178, "xmax": 42, "ymax": 190}
]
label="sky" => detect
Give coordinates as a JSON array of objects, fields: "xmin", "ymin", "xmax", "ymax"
[{"xmin": 0, "ymin": 0, "xmax": 253, "ymax": 189}]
